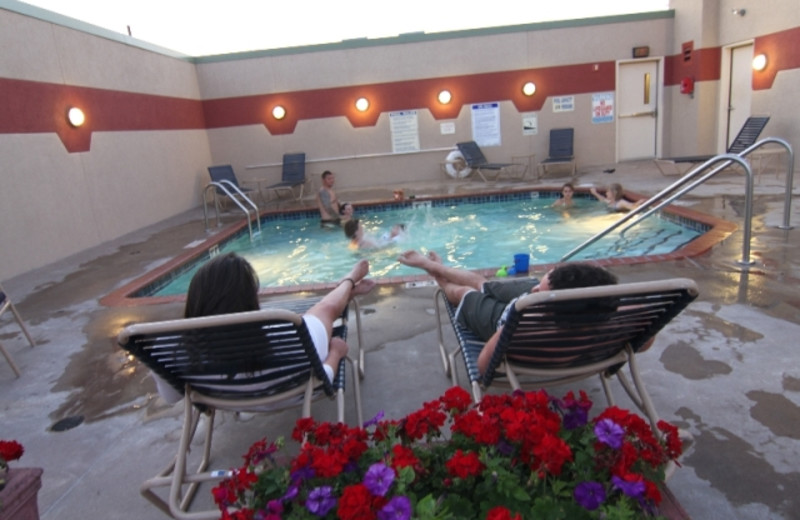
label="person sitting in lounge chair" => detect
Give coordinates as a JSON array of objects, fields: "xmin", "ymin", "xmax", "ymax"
[
  {"xmin": 397, "ymin": 250, "xmax": 648, "ymax": 375},
  {"xmin": 152, "ymin": 252, "xmax": 375, "ymax": 404}
]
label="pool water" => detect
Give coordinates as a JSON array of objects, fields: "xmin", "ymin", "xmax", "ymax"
[{"xmin": 145, "ymin": 193, "xmax": 702, "ymax": 297}]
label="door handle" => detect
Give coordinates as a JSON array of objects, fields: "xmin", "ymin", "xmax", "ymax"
[{"xmin": 619, "ymin": 110, "xmax": 657, "ymax": 118}]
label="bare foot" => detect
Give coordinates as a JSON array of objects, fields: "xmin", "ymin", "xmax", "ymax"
[
  {"xmin": 344, "ymin": 259, "xmax": 369, "ymax": 284},
  {"xmin": 427, "ymin": 251, "xmax": 443, "ymax": 264},
  {"xmin": 352, "ymin": 278, "xmax": 376, "ymax": 296},
  {"xmin": 398, "ymin": 250, "xmax": 430, "ymax": 269}
]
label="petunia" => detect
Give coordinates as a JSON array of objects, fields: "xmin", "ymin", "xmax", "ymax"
[
  {"xmin": 574, "ymin": 481, "xmax": 606, "ymax": 510},
  {"xmin": 364, "ymin": 410, "xmax": 385, "ymax": 428},
  {"xmin": 305, "ymin": 486, "xmax": 337, "ymax": 516},
  {"xmin": 563, "ymin": 407, "xmax": 588, "ymax": 429},
  {"xmin": 377, "ymin": 495, "xmax": 412, "ymax": 520},
  {"xmin": 594, "ymin": 418, "xmax": 625, "ymax": 449},
  {"xmin": 612, "ymin": 474, "xmax": 646, "ymax": 499},
  {"xmin": 364, "ymin": 462, "xmax": 396, "ymax": 497}
]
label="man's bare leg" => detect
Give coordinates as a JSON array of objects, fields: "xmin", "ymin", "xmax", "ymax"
[{"xmin": 398, "ymin": 250, "xmax": 487, "ymax": 290}]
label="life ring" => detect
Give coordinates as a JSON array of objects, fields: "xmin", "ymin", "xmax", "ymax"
[{"xmin": 444, "ymin": 150, "xmax": 472, "ymax": 178}]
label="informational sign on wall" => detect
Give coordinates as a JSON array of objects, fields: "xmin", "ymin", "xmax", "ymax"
[
  {"xmin": 552, "ymin": 96, "xmax": 575, "ymax": 112},
  {"xmin": 440, "ymin": 122, "xmax": 456, "ymax": 135},
  {"xmin": 389, "ymin": 110, "xmax": 420, "ymax": 153},
  {"xmin": 522, "ymin": 112, "xmax": 538, "ymax": 135},
  {"xmin": 471, "ymin": 102, "xmax": 501, "ymax": 146},
  {"xmin": 592, "ymin": 92, "xmax": 615, "ymax": 123}
]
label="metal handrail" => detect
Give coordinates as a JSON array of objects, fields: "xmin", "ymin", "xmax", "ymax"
[
  {"xmin": 202, "ymin": 181, "xmax": 261, "ymax": 240},
  {"xmin": 560, "ymin": 137, "xmax": 794, "ymax": 266}
]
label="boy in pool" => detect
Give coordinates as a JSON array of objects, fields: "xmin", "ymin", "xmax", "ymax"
[
  {"xmin": 551, "ymin": 182, "xmax": 575, "ymax": 208},
  {"xmin": 397, "ymin": 250, "xmax": 638, "ymax": 375},
  {"xmin": 344, "ymin": 219, "xmax": 406, "ymax": 250}
]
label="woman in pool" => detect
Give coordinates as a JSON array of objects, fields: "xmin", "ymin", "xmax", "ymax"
[
  {"xmin": 551, "ymin": 182, "xmax": 575, "ymax": 208},
  {"xmin": 590, "ymin": 183, "xmax": 642, "ymax": 212},
  {"xmin": 152, "ymin": 252, "xmax": 375, "ymax": 404}
]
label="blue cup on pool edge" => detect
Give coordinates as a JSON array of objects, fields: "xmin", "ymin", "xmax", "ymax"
[{"xmin": 514, "ymin": 253, "xmax": 530, "ymax": 274}]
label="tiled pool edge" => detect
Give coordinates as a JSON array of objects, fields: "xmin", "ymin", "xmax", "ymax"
[{"xmin": 100, "ymin": 188, "xmax": 736, "ymax": 307}]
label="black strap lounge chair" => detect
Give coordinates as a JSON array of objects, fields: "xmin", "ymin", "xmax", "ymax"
[
  {"xmin": 434, "ymin": 278, "xmax": 698, "ymax": 433},
  {"xmin": 118, "ymin": 298, "xmax": 363, "ymax": 520},
  {"xmin": 0, "ymin": 283, "xmax": 36, "ymax": 378},
  {"xmin": 654, "ymin": 116, "xmax": 770, "ymax": 176},
  {"xmin": 456, "ymin": 141, "xmax": 520, "ymax": 182},
  {"xmin": 264, "ymin": 152, "xmax": 307, "ymax": 201},
  {"xmin": 537, "ymin": 128, "xmax": 576, "ymax": 179}
]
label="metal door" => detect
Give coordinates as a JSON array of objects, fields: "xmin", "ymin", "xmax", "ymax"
[
  {"xmin": 726, "ymin": 44, "xmax": 753, "ymax": 147},
  {"xmin": 617, "ymin": 60, "xmax": 660, "ymax": 161}
]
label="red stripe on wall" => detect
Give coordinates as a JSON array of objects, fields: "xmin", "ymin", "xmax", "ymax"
[{"xmin": 753, "ymin": 26, "xmax": 800, "ymax": 90}]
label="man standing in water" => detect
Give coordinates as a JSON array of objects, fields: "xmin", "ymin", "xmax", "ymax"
[{"xmin": 317, "ymin": 170, "xmax": 341, "ymax": 227}]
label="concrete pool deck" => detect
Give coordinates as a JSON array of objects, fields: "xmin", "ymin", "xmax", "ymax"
[{"xmin": 1, "ymin": 160, "xmax": 799, "ymax": 519}]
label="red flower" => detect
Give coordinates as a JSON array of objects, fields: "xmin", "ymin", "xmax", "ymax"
[
  {"xmin": 440, "ymin": 386, "xmax": 471, "ymax": 412},
  {"xmin": 486, "ymin": 506, "xmax": 522, "ymax": 520},
  {"xmin": 445, "ymin": 449, "xmax": 484, "ymax": 479},
  {"xmin": 0, "ymin": 440, "xmax": 24, "ymax": 462},
  {"xmin": 390, "ymin": 444, "xmax": 419, "ymax": 470},
  {"xmin": 337, "ymin": 483, "xmax": 376, "ymax": 520},
  {"xmin": 292, "ymin": 417, "xmax": 315, "ymax": 442}
]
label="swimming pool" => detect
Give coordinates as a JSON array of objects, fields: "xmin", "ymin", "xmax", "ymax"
[{"xmin": 105, "ymin": 188, "xmax": 733, "ymax": 305}]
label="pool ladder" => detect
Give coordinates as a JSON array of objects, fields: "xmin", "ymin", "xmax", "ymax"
[
  {"xmin": 560, "ymin": 137, "xmax": 795, "ymax": 266},
  {"xmin": 203, "ymin": 181, "xmax": 262, "ymax": 240}
]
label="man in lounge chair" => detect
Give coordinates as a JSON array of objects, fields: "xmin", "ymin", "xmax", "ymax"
[{"xmin": 398, "ymin": 251, "xmax": 627, "ymax": 375}]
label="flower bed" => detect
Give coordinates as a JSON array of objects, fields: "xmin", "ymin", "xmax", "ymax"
[{"xmin": 213, "ymin": 386, "xmax": 682, "ymax": 519}]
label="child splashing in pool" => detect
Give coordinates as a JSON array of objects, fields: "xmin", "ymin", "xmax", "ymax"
[
  {"xmin": 590, "ymin": 183, "xmax": 643, "ymax": 212},
  {"xmin": 344, "ymin": 219, "xmax": 406, "ymax": 250}
]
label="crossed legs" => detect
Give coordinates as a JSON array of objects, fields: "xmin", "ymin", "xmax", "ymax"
[{"xmin": 398, "ymin": 250, "xmax": 487, "ymax": 307}]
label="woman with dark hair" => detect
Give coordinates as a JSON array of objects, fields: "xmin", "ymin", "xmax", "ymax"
[{"xmin": 153, "ymin": 252, "xmax": 375, "ymax": 404}]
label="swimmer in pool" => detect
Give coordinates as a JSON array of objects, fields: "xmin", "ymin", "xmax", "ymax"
[
  {"xmin": 344, "ymin": 219, "xmax": 406, "ymax": 250},
  {"xmin": 551, "ymin": 182, "xmax": 575, "ymax": 208},
  {"xmin": 590, "ymin": 183, "xmax": 642, "ymax": 212}
]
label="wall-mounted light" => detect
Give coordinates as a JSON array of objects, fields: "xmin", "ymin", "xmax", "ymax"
[
  {"xmin": 67, "ymin": 107, "xmax": 85, "ymax": 128},
  {"xmin": 522, "ymin": 82, "xmax": 536, "ymax": 96},
  {"xmin": 272, "ymin": 105, "xmax": 286, "ymax": 120},
  {"xmin": 437, "ymin": 89, "xmax": 452, "ymax": 104},
  {"xmin": 752, "ymin": 54, "xmax": 768, "ymax": 71},
  {"xmin": 355, "ymin": 97, "xmax": 370, "ymax": 112}
]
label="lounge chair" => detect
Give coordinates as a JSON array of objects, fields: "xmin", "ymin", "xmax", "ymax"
[
  {"xmin": 0, "ymin": 283, "xmax": 36, "ymax": 378},
  {"xmin": 456, "ymin": 141, "xmax": 520, "ymax": 182},
  {"xmin": 118, "ymin": 298, "xmax": 363, "ymax": 520},
  {"xmin": 435, "ymin": 277, "xmax": 698, "ymax": 433},
  {"xmin": 654, "ymin": 116, "xmax": 770, "ymax": 176},
  {"xmin": 207, "ymin": 164, "xmax": 259, "ymax": 205},
  {"xmin": 537, "ymin": 128, "xmax": 576, "ymax": 179},
  {"xmin": 263, "ymin": 152, "xmax": 307, "ymax": 201}
]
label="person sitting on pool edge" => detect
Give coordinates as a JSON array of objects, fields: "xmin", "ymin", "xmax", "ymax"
[
  {"xmin": 152, "ymin": 252, "xmax": 375, "ymax": 405},
  {"xmin": 344, "ymin": 219, "xmax": 406, "ymax": 250},
  {"xmin": 397, "ymin": 250, "xmax": 645, "ymax": 375},
  {"xmin": 590, "ymin": 183, "xmax": 643, "ymax": 212},
  {"xmin": 317, "ymin": 170, "xmax": 341, "ymax": 227}
]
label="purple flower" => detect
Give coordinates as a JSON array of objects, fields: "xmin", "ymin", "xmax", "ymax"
[
  {"xmin": 364, "ymin": 462, "xmax": 395, "ymax": 497},
  {"xmin": 574, "ymin": 481, "xmax": 606, "ymax": 510},
  {"xmin": 563, "ymin": 407, "xmax": 588, "ymax": 429},
  {"xmin": 364, "ymin": 410, "xmax": 385, "ymax": 428},
  {"xmin": 305, "ymin": 486, "xmax": 337, "ymax": 516},
  {"xmin": 594, "ymin": 418, "xmax": 625, "ymax": 449},
  {"xmin": 282, "ymin": 483, "xmax": 299, "ymax": 501},
  {"xmin": 377, "ymin": 496, "xmax": 412, "ymax": 520},
  {"xmin": 612, "ymin": 475, "xmax": 646, "ymax": 499}
]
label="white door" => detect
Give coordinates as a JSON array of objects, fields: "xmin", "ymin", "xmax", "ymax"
[
  {"xmin": 726, "ymin": 44, "xmax": 753, "ymax": 147},
  {"xmin": 617, "ymin": 60, "xmax": 660, "ymax": 161}
]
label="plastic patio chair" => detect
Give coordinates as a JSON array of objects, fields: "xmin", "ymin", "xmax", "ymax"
[
  {"xmin": 455, "ymin": 141, "xmax": 520, "ymax": 182},
  {"xmin": 118, "ymin": 299, "xmax": 363, "ymax": 520},
  {"xmin": 263, "ymin": 152, "xmax": 307, "ymax": 201},
  {"xmin": 0, "ymin": 283, "xmax": 36, "ymax": 378},
  {"xmin": 537, "ymin": 128, "xmax": 576, "ymax": 179}
]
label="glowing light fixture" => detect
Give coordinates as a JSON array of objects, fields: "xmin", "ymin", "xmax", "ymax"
[
  {"xmin": 752, "ymin": 54, "xmax": 767, "ymax": 71},
  {"xmin": 437, "ymin": 89, "xmax": 452, "ymax": 104},
  {"xmin": 272, "ymin": 105, "xmax": 286, "ymax": 120},
  {"xmin": 355, "ymin": 97, "xmax": 370, "ymax": 112},
  {"xmin": 522, "ymin": 82, "xmax": 536, "ymax": 96},
  {"xmin": 67, "ymin": 107, "xmax": 85, "ymax": 127}
]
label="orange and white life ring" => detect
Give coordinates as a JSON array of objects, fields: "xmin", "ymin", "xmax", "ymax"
[{"xmin": 444, "ymin": 150, "xmax": 472, "ymax": 179}]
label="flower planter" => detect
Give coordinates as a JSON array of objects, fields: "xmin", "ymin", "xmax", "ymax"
[{"xmin": 0, "ymin": 467, "xmax": 43, "ymax": 520}]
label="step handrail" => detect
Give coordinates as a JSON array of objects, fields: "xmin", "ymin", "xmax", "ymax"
[
  {"xmin": 202, "ymin": 181, "xmax": 261, "ymax": 240},
  {"xmin": 560, "ymin": 137, "xmax": 794, "ymax": 266}
]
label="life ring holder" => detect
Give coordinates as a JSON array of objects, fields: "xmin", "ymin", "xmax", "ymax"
[{"xmin": 444, "ymin": 150, "xmax": 472, "ymax": 179}]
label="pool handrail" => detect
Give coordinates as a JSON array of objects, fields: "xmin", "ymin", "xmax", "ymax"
[
  {"xmin": 559, "ymin": 137, "xmax": 794, "ymax": 265},
  {"xmin": 202, "ymin": 180, "xmax": 262, "ymax": 240}
]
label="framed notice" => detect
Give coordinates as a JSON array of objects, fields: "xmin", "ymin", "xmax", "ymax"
[
  {"xmin": 591, "ymin": 92, "xmax": 614, "ymax": 124},
  {"xmin": 471, "ymin": 102, "xmax": 501, "ymax": 147},
  {"xmin": 522, "ymin": 112, "xmax": 538, "ymax": 135},
  {"xmin": 552, "ymin": 96, "xmax": 575, "ymax": 112},
  {"xmin": 389, "ymin": 110, "xmax": 420, "ymax": 153}
]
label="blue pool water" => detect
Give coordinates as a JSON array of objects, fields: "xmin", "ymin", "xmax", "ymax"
[{"xmin": 142, "ymin": 192, "xmax": 703, "ymax": 297}]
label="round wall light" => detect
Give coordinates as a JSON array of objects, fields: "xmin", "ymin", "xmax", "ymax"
[
  {"xmin": 522, "ymin": 82, "xmax": 537, "ymax": 96},
  {"xmin": 355, "ymin": 97, "xmax": 370, "ymax": 112},
  {"xmin": 437, "ymin": 89, "xmax": 452, "ymax": 104},
  {"xmin": 752, "ymin": 54, "xmax": 767, "ymax": 71},
  {"xmin": 272, "ymin": 105, "xmax": 286, "ymax": 120},
  {"xmin": 67, "ymin": 107, "xmax": 86, "ymax": 127}
]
